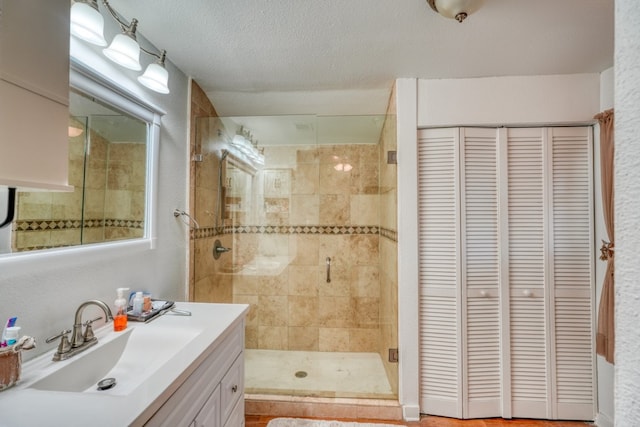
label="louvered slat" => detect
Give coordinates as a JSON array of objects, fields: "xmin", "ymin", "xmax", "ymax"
[
  {"xmin": 418, "ymin": 129, "xmax": 461, "ymax": 418},
  {"xmin": 550, "ymin": 128, "xmax": 595, "ymax": 420}
]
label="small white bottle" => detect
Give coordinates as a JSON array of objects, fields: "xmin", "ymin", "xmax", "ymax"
[{"xmin": 132, "ymin": 291, "xmax": 144, "ymax": 316}]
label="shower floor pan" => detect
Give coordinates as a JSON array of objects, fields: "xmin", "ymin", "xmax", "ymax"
[{"xmin": 244, "ymin": 349, "xmax": 395, "ymax": 399}]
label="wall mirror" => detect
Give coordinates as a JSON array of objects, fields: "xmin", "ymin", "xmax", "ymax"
[{"xmin": 0, "ymin": 64, "xmax": 161, "ymax": 256}]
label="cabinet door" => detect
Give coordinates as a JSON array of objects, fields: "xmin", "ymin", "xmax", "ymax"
[
  {"xmin": 418, "ymin": 128, "xmax": 502, "ymax": 419},
  {"xmin": 418, "ymin": 128, "xmax": 463, "ymax": 418},
  {"xmin": 503, "ymin": 127, "xmax": 595, "ymax": 420},
  {"xmin": 548, "ymin": 127, "xmax": 595, "ymax": 420},
  {"xmin": 504, "ymin": 128, "xmax": 550, "ymax": 419},
  {"xmin": 460, "ymin": 128, "xmax": 501, "ymax": 418},
  {"xmin": 194, "ymin": 385, "xmax": 221, "ymax": 427},
  {"xmin": 220, "ymin": 353, "xmax": 244, "ymax": 424},
  {"xmin": 223, "ymin": 398, "xmax": 245, "ymax": 427}
]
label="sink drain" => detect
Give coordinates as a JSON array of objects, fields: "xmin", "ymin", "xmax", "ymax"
[
  {"xmin": 97, "ymin": 377, "xmax": 116, "ymax": 391},
  {"xmin": 294, "ymin": 371, "xmax": 308, "ymax": 378}
]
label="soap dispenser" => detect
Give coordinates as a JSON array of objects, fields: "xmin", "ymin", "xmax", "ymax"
[{"xmin": 114, "ymin": 287, "xmax": 129, "ymax": 332}]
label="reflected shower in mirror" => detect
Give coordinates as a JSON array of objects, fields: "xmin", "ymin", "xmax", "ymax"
[{"xmin": 0, "ymin": 89, "xmax": 148, "ymax": 254}]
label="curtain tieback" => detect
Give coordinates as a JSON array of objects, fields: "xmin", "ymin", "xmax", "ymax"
[{"xmin": 599, "ymin": 240, "xmax": 614, "ymax": 261}]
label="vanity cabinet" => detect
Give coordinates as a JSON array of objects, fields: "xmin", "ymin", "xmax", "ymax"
[
  {"xmin": 0, "ymin": 0, "xmax": 71, "ymax": 190},
  {"xmin": 143, "ymin": 321, "xmax": 245, "ymax": 427}
]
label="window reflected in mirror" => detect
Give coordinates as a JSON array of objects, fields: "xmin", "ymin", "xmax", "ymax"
[{"xmin": 7, "ymin": 89, "xmax": 148, "ymax": 252}]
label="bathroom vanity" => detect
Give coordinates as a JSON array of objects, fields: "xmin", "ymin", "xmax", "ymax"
[{"xmin": 0, "ymin": 303, "xmax": 249, "ymax": 427}]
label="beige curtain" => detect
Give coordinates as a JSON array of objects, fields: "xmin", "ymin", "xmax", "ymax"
[{"xmin": 594, "ymin": 108, "xmax": 614, "ymax": 363}]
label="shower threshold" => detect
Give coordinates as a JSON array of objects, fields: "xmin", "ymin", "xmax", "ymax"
[{"xmin": 244, "ymin": 349, "xmax": 396, "ymax": 400}]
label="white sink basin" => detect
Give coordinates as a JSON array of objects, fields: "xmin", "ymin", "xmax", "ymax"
[{"xmin": 29, "ymin": 324, "xmax": 201, "ymax": 395}]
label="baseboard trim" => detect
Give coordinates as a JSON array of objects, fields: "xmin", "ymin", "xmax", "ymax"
[
  {"xmin": 402, "ymin": 404, "xmax": 420, "ymax": 421},
  {"xmin": 595, "ymin": 412, "xmax": 613, "ymax": 427}
]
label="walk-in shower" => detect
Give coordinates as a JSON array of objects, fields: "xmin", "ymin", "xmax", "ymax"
[{"xmin": 192, "ymin": 114, "xmax": 398, "ymax": 400}]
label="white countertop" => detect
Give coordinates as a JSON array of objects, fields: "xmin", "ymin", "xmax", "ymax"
[{"xmin": 0, "ymin": 302, "xmax": 249, "ymax": 427}]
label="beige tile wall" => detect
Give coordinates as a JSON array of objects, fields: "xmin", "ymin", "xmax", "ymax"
[
  {"xmin": 228, "ymin": 143, "xmax": 382, "ymax": 353},
  {"xmin": 14, "ymin": 122, "xmax": 144, "ymax": 251}
]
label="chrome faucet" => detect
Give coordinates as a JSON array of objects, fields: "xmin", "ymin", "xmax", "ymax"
[
  {"xmin": 46, "ymin": 300, "xmax": 114, "ymax": 362},
  {"xmin": 71, "ymin": 300, "xmax": 114, "ymax": 348}
]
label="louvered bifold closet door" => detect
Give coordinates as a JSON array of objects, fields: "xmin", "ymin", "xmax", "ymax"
[
  {"xmin": 549, "ymin": 127, "xmax": 595, "ymax": 420},
  {"xmin": 505, "ymin": 128, "xmax": 550, "ymax": 419},
  {"xmin": 417, "ymin": 128, "xmax": 462, "ymax": 418},
  {"xmin": 505, "ymin": 127, "xmax": 595, "ymax": 420},
  {"xmin": 460, "ymin": 128, "xmax": 501, "ymax": 418}
]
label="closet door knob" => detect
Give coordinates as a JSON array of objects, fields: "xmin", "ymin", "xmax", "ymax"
[
  {"xmin": 480, "ymin": 290, "xmax": 488, "ymax": 297},
  {"xmin": 523, "ymin": 289, "xmax": 533, "ymax": 297}
]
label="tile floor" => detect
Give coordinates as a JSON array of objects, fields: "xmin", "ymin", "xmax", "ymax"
[{"xmin": 245, "ymin": 349, "xmax": 395, "ymax": 399}]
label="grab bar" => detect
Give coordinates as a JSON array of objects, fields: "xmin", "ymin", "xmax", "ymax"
[{"xmin": 326, "ymin": 257, "xmax": 331, "ymax": 283}]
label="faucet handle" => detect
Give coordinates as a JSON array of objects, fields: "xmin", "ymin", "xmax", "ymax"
[
  {"xmin": 46, "ymin": 329, "xmax": 72, "ymax": 355},
  {"xmin": 83, "ymin": 316, "xmax": 102, "ymax": 341}
]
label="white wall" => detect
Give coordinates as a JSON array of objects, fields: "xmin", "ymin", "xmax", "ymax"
[
  {"xmin": 0, "ymin": 12, "xmax": 190, "ymax": 360},
  {"xmin": 417, "ymin": 73, "xmax": 600, "ymax": 127},
  {"xmin": 614, "ymin": 1, "xmax": 640, "ymax": 424},
  {"xmin": 594, "ymin": 67, "xmax": 614, "ymax": 427}
]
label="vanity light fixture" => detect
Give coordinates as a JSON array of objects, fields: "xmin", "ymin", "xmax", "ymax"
[
  {"xmin": 70, "ymin": 0, "xmax": 170, "ymax": 94},
  {"xmin": 426, "ymin": 0, "xmax": 485, "ymax": 23}
]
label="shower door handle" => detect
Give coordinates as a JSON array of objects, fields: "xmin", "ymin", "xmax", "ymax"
[{"xmin": 326, "ymin": 257, "xmax": 331, "ymax": 283}]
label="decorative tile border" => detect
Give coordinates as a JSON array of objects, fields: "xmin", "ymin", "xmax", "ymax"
[
  {"xmin": 192, "ymin": 224, "xmax": 398, "ymax": 242},
  {"xmin": 14, "ymin": 218, "xmax": 144, "ymax": 231},
  {"xmin": 380, "ymin": 227, "xmax": 398, "ymax": 242}
]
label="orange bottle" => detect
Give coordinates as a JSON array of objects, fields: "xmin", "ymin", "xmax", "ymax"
[{"xmin": 114, "ymin": 287, "xmax": 129, "ymax": 332}]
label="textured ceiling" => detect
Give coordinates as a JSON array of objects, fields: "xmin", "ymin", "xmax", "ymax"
[{"xmin": 108, "ymin": 0, "xmax": 614, "ymax": 116}]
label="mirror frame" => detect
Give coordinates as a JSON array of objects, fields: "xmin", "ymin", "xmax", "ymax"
[{"xmin": 0, "ymin": 60, "xmax": 163, "ymax": 265}]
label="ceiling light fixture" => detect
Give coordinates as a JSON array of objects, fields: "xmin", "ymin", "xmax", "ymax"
[
  {"xmin": 426, "ymin": 0, "xmax": 485, "ymax": 23},
  {"xmin": 70, "ymin": 0, "xmax": 170, "ymax": 94}
]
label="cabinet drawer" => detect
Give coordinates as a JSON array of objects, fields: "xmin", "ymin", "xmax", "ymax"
[
  {"xmin": 223, "ymin": 397, "xmax": 245, "ymax": 427},
  {"xmin": 220, "ymin": 352, "xmax": 244, "ymax": 424}
]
